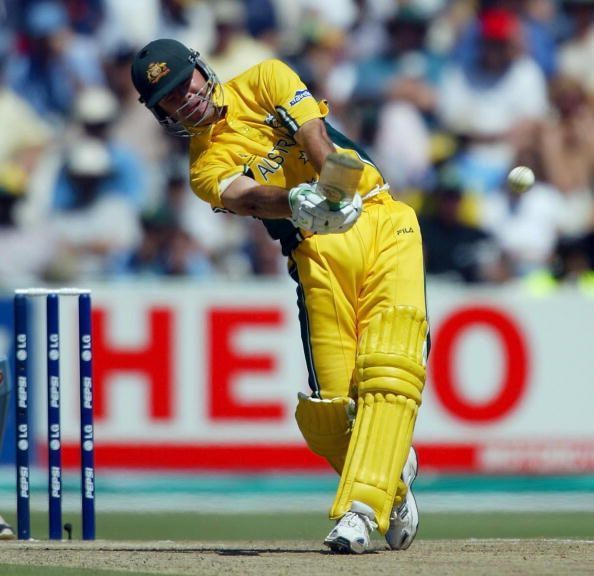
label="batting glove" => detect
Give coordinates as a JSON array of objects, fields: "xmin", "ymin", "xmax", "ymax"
[{"xmin": 288, "ymin": 182, "xmax": 362, "ymax": 234}]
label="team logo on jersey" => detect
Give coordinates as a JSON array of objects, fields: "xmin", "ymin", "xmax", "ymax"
[
  {"xmin": 146, "ymin": 62, "xmax": 170, "ymax": 84},
  {"xmin": 289, "ymin": 89, "xmax": 312, "ymax": 106},
  {"xmin": 256, "ymin": 136, "xmax": 297, "ymax": 181}
]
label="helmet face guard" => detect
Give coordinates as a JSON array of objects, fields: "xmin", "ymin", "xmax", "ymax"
[{"xmin": 151, "ymin": 51, "xmax": 224, "ymax": 137}]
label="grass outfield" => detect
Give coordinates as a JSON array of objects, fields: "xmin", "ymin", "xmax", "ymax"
[
  {"xmin": 3, "ymin": 510, "xmax": 594, "ymax": 540},
  {"xmin": 0, "ymin": 568, "xmax": 159, "ymax": 576}
]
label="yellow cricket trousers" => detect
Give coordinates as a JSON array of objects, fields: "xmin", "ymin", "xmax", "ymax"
[{"xmin": 289, "ymin": 192, "xmax": 428, "ymax": 400}]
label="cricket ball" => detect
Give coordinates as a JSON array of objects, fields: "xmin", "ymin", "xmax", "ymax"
[{"xmin": 507, "ymin": 166, "xmax": 535, "ymax": 194}]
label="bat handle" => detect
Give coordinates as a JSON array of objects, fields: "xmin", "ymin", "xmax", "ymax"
[{"xmin": 318, "ymin": 153, "xmax": 364, "ymax": 211}]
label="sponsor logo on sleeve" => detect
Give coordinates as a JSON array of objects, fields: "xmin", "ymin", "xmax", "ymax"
[{"xmin": 289, "ymin": 89, "xmax": 312, "ymax": 107}]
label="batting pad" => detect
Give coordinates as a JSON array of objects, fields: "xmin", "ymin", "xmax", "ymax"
[
  {"xmin": 330, "ymin": 306, "xmax": 428, "ymax": 534},
  {"xmin": 295, "ymin": 393, "xmax": 355, "ymax": 474}
]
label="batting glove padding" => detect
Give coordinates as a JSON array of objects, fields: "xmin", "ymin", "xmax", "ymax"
[{"xmin": 288, "ymin": 182, "xmax": 362, "ymax": 234}]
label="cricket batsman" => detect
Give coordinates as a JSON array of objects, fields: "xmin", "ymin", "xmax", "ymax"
[{"xmin": 131, "ymin": 38, "xmax": 429, "ymax": 553}]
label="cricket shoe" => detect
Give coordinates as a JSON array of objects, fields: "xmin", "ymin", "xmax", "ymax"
[
  {"xmin": 385, "ymin": 446, "xmax": 419, "ymax": 550},
  {"xmin": 324, "ymin": 501, "xmax": 377, "ymax": 554},
  {"xmin": 0, "ymin": 517, "xmax": 15, "ymax": 540}
]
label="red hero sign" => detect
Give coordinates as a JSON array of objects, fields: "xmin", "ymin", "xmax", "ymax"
[
  {"xmin": 93, "ymin": 307, "xmax": 174, "ymax": 420},
  {"xmin": 89, "ymin": 306, "xmax": 285, "ymax": 424},
  {"xmin": 430, "ymin": 305, "xmax": 530, "ymax": 422},
  {"xmin": 208, "ymin": 308, "xmax": 285, "ymax": 421}
]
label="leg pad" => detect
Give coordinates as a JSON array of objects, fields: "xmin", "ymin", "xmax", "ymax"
[
  {"xmin": 295, "ymin": 393, "xmax": 355, "ymax": 474},
  {"xmin": 330, "ymin": 306, "xmax": 428, "ymax": 533},
  {"xmin": 330, "ymin": 392, "xmax": 418, "ymax": 533}
]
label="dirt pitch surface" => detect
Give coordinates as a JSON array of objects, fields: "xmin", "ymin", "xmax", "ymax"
[{"xmin": 3, "ymin": 539, "xmax": 594, "ymax": 575}]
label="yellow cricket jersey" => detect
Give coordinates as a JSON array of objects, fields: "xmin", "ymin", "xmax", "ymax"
[{"xmin": 189, "ymin": 59, "xmax": 385, "ymax": 254}]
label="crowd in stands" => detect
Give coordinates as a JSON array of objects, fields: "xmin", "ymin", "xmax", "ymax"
[{"xmin": 1, "ymin": 0, "xmax": 593, "ymax": 291}]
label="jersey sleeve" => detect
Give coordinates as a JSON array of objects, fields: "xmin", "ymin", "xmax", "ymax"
[
  {"xmin": 189, "ymin": 139, "xmax": 245, "ymax": 209},
  {"xmin": 259, "ymin": 59, "xmax": 328, "ymax": 135}
]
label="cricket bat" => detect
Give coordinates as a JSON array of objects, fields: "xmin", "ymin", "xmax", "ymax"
[{"xmin": 317, "ymin": 152, "xmax": 364, "ymax": 211}]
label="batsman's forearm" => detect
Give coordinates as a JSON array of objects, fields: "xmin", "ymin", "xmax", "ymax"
[
  {"xmin": 228, "ymin": 184, "xmax": 292, "ymax": 219},
  {"xmin": 295, "ymin": 118, "xmax": 335, "ymax": 173}
]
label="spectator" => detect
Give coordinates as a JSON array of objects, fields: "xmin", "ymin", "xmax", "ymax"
[
  {"xmin": 364, "ymin": 9, "xmax": 439, "ymax": 188},
  {"xmin": 343, "ymin": 0, "xmax": 395, "ymax": 63},
  {"xmin": 5, "ymin": 1, "xmax": 106, "ymax": 122},
  {"xmin": 0, "ymin": 28, "xmax": 58, "ymax": 284},
  {"xmin": 324, "ymin": 6, "xmax": 438, "ymax": 151},
  {"xmin": 437, "ymin": 8, "xmax": 549, "ymax": 194},
  {"xmin": 420, "ymin": 165, "xmax": 504, "ymax": 283},
  {"xmin": 372, "ymin": 99, "xmax": 433, "ymax": 189},
  {"xmin": 20, "ymin": 86, "xmax": 159, "ymax": 247},
  {"xmin": 127, "ymin": 159, "xmax": 214, "ymax": 277},
  {"xmin": 244, "ymin": 0, "xmax": 280, "ymax": 48},
  {"xmin": 0, "ymin": 163, "xmax": 59, "ymax": 285},
  {"xmin": 207, "ymin": 0, "xmax": 275, "ymax": 82},
  {"xmin": 335, "ymin": 7, "xmax": 438, "ymax": 107},
  {"xmin": 522, "ymin": 0, "xmax": 561, "ymax": 77},
  {"xmin": 48, "ymin": 137, "xmax": 142, "ymax": 280},
  {"xmin": 538, "ymin": 75, "xmax": 594, "ymax": 238},
  {"xmin": 127, "ymin": 208, "xmax": 214, "ymax": 278},
  {"xmin": 99, "ymin": 0, "xmax": 215, "ymax": 55},
  {"xmin": 98, "ymin": 0, "xmax": 161, "ymax": 51},
  {"xmin": 64, "ymin": 0, "xmax": 106, "ymax": 36},
  {"xmin": 0, "ymin": 29, "xmax": 53, "ymax": 189},
  {"xmin": 539, "ymin": 75, "xmax": 594, "ymax": 195},
  {"xmin": 157, "ymin": 0, "xmax": 216, "ymax": 52},
  {"xmin": 267, "ymin": 0, "xmax": 306, "ymax": 55},
  {"xmin": 551, "ymin": 234, "xmax": 594, "ymax": 280},
  {"xmin": 245, "ymin": 218, "xmax": 284, "ymax": 276},
  {"xmin": 480, "ymin": 147, "xmax": 578, "ymax": 276},
  {"xmin": 296, "ymin": 0, "xmax": 358, "ymax": 31},
  {"xmin": 426, "ymin": 0, "xmax": 480, "ymax": 62},
  {"xmin": 453, "ymin": 0, "xmax": 559, "ymax": 78},
  {"xmin": 558, "ymin": 0, "xmax": 594, "ymax": 95},
  {"xmin": 0, "ymin": 0, "xmax": 590, "ymax": 284},
  {"xmin": 63, "ymin": 86, "xmax": 147, "ymax": 210}
]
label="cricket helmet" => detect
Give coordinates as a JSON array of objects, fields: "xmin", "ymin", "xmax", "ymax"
[{"xmin": 131, "ymin": 38, "xmax": 224, "ymax": 136}]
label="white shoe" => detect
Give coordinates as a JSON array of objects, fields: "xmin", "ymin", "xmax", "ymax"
[
  {"xmin": 0, "ymin": 516, "xmax": 15, "ymax": 540},
  {"xmin": 385, "ymin": 446, "xmax": 419, "ymax": 550},
  {"xmin": 324, "ymin": 501, "xmax": 377, "ymax": 554}
]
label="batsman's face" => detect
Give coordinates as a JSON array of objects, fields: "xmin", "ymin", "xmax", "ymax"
[{"xmin": 158, "ymin": 68, "xmax": 216, "ymax": 127}]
